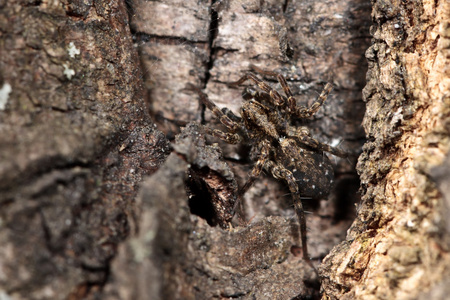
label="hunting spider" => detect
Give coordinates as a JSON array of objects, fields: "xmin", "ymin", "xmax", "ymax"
[{"xmin": 189, "ymin": 65, "xmax": 347, "ymax": 274}]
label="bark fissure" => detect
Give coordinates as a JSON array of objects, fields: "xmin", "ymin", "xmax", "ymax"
[{"xmin": 204, "ymin": 1, "xmax": 220, "ymax": 88}]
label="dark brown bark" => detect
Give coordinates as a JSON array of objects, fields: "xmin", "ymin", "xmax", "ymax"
[{"xmin": 0, "ymin": 0, "xmax": 168, "ymax": 299}]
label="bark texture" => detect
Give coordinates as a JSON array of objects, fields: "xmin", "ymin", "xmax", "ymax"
[
  {"xmin": 321, "ymin": 0, "xmax": 450, "ymax": 299},
  {"xmin": 7, "ymin": 0, "xmax": 444, "ymax": 299},
  {"xmin": 106, "ymin": 0, "xmax": 370, "ymax": 299},
  {"xmin": 0, "ymin": 0, "xmax": 168, "ymax": 299}
]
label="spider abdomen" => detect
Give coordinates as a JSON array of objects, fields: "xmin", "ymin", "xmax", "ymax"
[{"xmin": 277, "ymin": 141, "xmax": 335, "ymax": 199}]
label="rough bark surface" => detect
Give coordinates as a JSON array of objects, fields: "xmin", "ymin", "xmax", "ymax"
[
  {"xmin": 321, "ymin": 0, "xmax": 450, "ymax": 299},
  {"xmin": 104, "ymin": 0, "xmax": 370, "ymax": 299},
  {"xmin": 0, "ymin": 0, "xmax": 168, "ymax": 299},
  {"xmin": 5, "ymin": 0, "xmax": 432, "ymax": 299}
]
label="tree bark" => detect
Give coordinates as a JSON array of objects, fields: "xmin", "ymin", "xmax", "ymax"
[
  {"xmin": 0, "ymin": 0, "xmax": 168, "ymax": 299},
  {"xmin": 3, "ymin": 0, "xmax": 447, "ymax": 299},
  {"xmin": 321, "ymin": 0, "xmax": 450, "ymax": 299},
  {"xmin": 106, "ymin": 0, "xmax": 370, "ymax": 299}
]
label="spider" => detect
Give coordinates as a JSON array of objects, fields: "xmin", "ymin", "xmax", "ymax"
[{"xmin": 187, "ymin": 65, "xmax": 347, "ymax": 275}]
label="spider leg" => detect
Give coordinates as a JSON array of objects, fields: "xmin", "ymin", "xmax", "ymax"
[
  {"xmin": 237, "ymin": 66, "xmax": 333, "ymax": 119},
  {"xmin": 200, "ymin": 124, "xmax": 241, "ymax": 144},
  {"xmin": 296, "ymin": 134, "xmax": 347, "ymax": 158},
  {"xmin": 237, "ymin": 140, "xmax": 270, "ymax": 198},
  {"xmin": 229, "ymin": 73, "xmax": 285, "ymax": 107},
  {"xmin": 221, "ymin": 107, "xmax": 242, "ymax": 123},
  {"xmin": 249, "ymin": 65, "xmax": 298, "ymax": 112},
  {"xmin": 265, "ymin": 160, "xmax": 318, "ymax": 276},
  {"xmin": 293, "ymin": 83, "xmax": 333, "ymax": 118},
  {"xmin": 187, "ymin": 84, "xmax": 242, "ymax": 133},
  {"xmin": 241, "ymin": 87, "xmax": 278, "ymax": 108},
  {"xmin": 287, "ymin": 125, "xmax": 347, "ymax": 157}
]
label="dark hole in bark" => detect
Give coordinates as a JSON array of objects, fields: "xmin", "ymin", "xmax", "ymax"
[
  {"xmin": 185, "ymin": 167, "xmax": 218, "ymax": 227},
  {"xmin": 334, "ymin": 175, "xmax": 360, "ymax": 222}
]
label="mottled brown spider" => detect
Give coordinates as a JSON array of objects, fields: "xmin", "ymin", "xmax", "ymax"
[{"xmin": 188, "ymin": 65, "xmax": 347, "ymax": 274}]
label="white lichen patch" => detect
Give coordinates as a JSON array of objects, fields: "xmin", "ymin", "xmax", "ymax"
[
  {"xmin": 391, "ymin": 107, "xmax": 404, "ymax": 125},
  {"xmin": 63, "ymin": 64, "xmax": 75, "ymax": 80},
  {"xmin": 67, "ymin": 42, "xmax": 80, "ymax": 58},
  {"xmin": 0, "ymin": 83, "xmax": 12, "ymax": 110}
]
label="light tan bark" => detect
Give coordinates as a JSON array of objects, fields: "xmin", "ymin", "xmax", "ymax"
[{"xmin": 321, "ymin": 0, "xmax": 450, "ymax": 299}]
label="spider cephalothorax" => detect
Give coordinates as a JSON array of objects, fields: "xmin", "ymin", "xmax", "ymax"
[{"xmin": 189, "ymin": 66, "xmax": 347, "ymax": 274}]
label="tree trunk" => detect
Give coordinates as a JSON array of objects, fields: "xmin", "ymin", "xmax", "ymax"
[
  {"xmin": 0, "ymin": 0, "xmax": 168, "ymax": 299},
  {"xmin": 321, "ymin": 0, "xmax": 450, "ymax": 299},
  {"xmin": 1, "ymin": 0, "xmax": 448, "ymax": 299}
]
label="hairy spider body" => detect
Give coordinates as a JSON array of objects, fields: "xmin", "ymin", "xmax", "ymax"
[
  {"xmin": 239, "ymin": 93, "xmax": 335, "ymax": 200},
  {"xmin": 188, "ymin": 66, "xmax": 346, "ymax": 275},
  {"xmin": 277, "ymin": 138, "xmax": 334, "ymax": 198}
]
